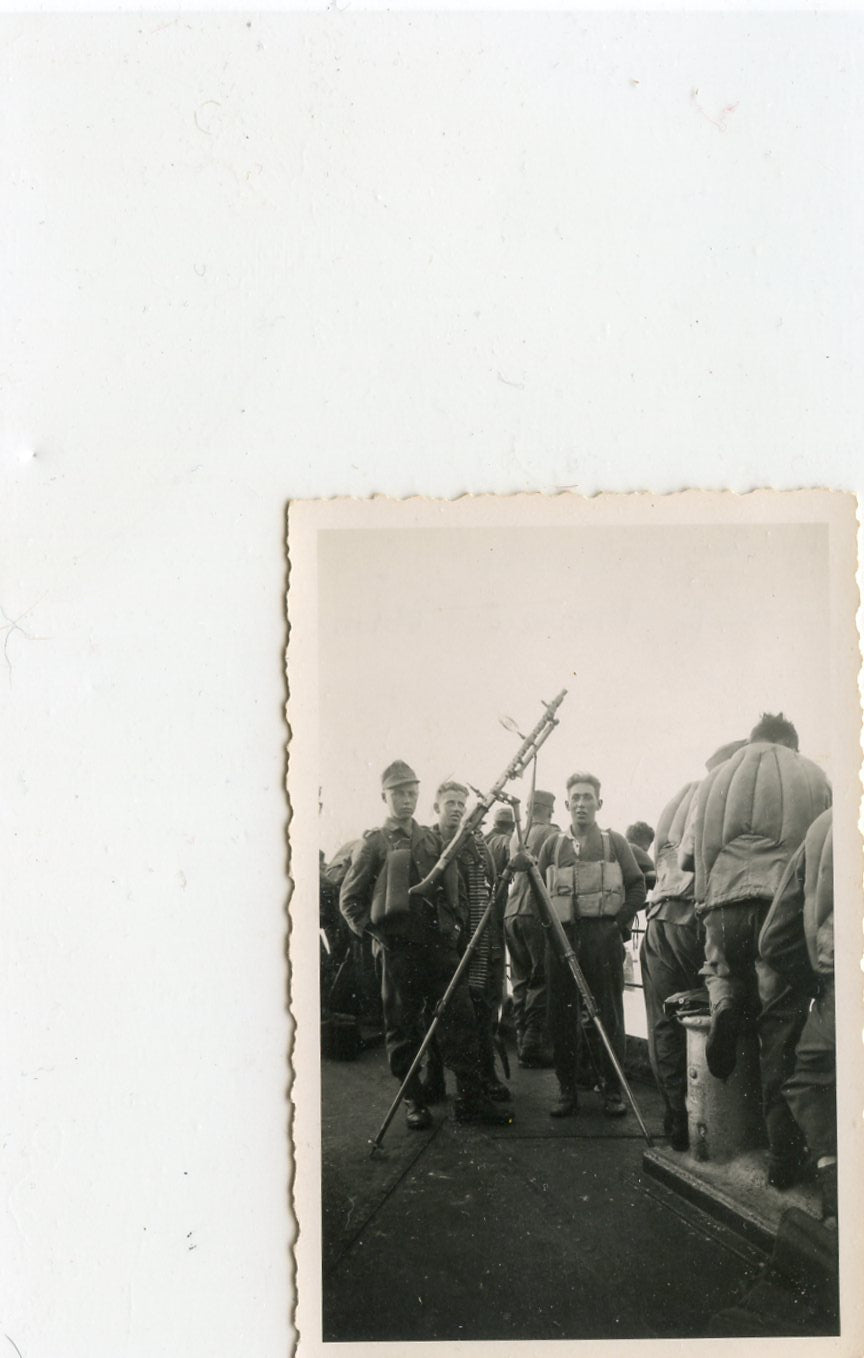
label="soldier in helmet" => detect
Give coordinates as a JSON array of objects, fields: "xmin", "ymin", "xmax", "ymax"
[{"xmin": 339, "ymin": 761, "xmax": 512, "ymax": 1130}]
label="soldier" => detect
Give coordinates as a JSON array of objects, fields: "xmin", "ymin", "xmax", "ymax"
[
  {"xmin": 681, "ymin": 713, "xmax": 832, "ymax": 1186},
  {"xmin": 640, "ymin": 783, "xmax": 699, "ymax": 1149},
  {"xmin": 504, "ymin": 790, "xmax": 559, "ymax": 1068},
  {"xmin": 531, "ymin": 772, "xmax": 646, "ymax": 1117},
  {"xmin": 641, "ymin": 741, "xmax": 746, "ymax": 1148},
  {"xmin": 436, "ymin": 782, "xmax": 511, "ymax": 1102},
  {"xmin": 626, "ymin": 822, "xmax": 658, "ymax": 894},
  {"xmin": 484, "ymin": 805, "xmax": 516, "ymax": 876},
  {"xmin": 339, "ymin": 761, "xmax": 511, "ymax": 1130},
  {"xmin": 760, "ymin": 809, "xmax": 836, "ymax": 1223}
]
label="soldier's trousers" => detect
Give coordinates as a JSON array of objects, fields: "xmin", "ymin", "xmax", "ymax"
[
  {"xmin": 378, "ymin": 931, "xmax": 480, "ymax": 1098},
  {"xmin": 702, "ymin": 899, "xmax": 809, "ymax": 1154},
  {"xmin": 784, "ymin": 981, "xmax": 836, "ymax": 1161},
  {"xmin": 504, "ymin": 913, "xmax": 549, "ymax": 1043},
  {"xmin": 640, "ymin": 916, "xmax": 703, "ymax": 1118},
  {"xmin": 471, "ymin": 990, "xmax": 498, "ymax": 1085},
  {"xmin": 547, "ymin": 918, "xmax": 625, "ymax": 1094}
]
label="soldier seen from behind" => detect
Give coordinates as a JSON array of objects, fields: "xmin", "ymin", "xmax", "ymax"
[
  {"xmin": 531, "ymin": 772, "xmax": 646, "ymax": 1117},
  {"xmin": 339, "ymin": 761, "xmax": 512, "ymax": 1131},
  {"xmin": 626, "ymin": 821, "xmax": 658, "ymax": 894},
  {"xmin": 680, "ymin": 713, "xmax": 832, "ymax": 1187},
  {"xmin": 484, "ymin": 804, "xmax": 515, "ymax": 875},
  {"xmin": 504, "ymin": 789, "xmax": 559, "ymax": 1068},
  {"xmin": 759, "ymin": 808, "xmax": 837, "ymax": 1225},
  {"xmin": 640, "ymin": 781, "xmax": 700, "ymax": 1150}
]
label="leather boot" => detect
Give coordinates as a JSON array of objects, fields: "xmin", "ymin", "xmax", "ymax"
[
  {"xmin": 484, "ymin": 1078, "xmax": 512, "ymax": 1103},
  {"xmin": 453, "ymin": 1094, "xmax": 514, "ymax": 1125},
  {"xmin": 404, "ymin": 1099, "xmax": 432, "ymax": 1131},
  {"xmin": 602, "ymin": 1089, "xmax": 627, "ymax": 1118},
  {"xmin": 705, "ymin": 1002, "xmax": 741, "ymax": 1081},
  {"xmin": 550, "ymin": 1088, "xmax": 579, "ymax": 1118}
]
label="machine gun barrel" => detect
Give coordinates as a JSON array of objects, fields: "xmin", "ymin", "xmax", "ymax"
[{"xmin": 409, "ymin": 688, "xmax": 566, "ymax": 898}]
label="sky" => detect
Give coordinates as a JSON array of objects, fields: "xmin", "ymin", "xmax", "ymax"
[{"xmin": 317, "ymin": 520, "xmax": 831, "ymax": 856}]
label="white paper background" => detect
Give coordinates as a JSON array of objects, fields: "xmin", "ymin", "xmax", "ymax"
[{"xmin": 1, "ymin": 12, "xmax": 862, "ymax": 1357}]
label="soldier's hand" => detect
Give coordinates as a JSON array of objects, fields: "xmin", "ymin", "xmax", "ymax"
[{"xmin": 508, "ymin": 849, "xmax": 535, "ymax": 871}]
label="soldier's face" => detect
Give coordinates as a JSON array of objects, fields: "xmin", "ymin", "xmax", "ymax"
[
  {"xmin": 383, "ymin": 782, "xmax": 419, "ymax": 819},
  {"xmin": 568, "ymin": 783, "xmax": 600, "ymax": 828},
  {"xmin": 435, "ymin": 789, "xmax": 466, "ymax": 835}
]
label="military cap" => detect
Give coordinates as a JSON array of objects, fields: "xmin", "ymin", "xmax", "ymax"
[
  {"xmin": 492, "ymin": 805, "xmax": 516, "ymax": 829},
  {"xmin": 531, "ymin": 790, "xmax": 555, "ymax": 813},
  {"xmin": 381, "ymin": 759, "xmax": 419, "ymax": 789}
]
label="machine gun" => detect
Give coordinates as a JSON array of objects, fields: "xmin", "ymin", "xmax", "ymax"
[{"xmin": 409, "ymin": 689, "xmax": 567, "ymax": 900}]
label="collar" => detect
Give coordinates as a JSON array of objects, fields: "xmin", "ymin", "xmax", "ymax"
[
  {"xmin": 383, "ymin": 816, "xmax": 416, "ymax": 837},
  {"xmin": 566, "ymin": 824, "xmax": 601, "ymax": 855}
]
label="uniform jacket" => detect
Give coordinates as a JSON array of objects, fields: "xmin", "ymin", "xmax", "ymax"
[
  {"xmin": 484, "ymin": 829, "xmax": 513, "ymax": 877},
  {"xmin": 680, "ymin": 741, "xmax": 831, "ymax": 912},
  {"xmin": 629, "ymin": 843, "xmax": 657, "ymax": 894},
  {"xmin": 758, "ymin": 808, "xmax": 833, "ymax": 990},
  {"xmin": 802, "ymin": 808, "xmax": 834, "ymax": 974},
  {"xmin": 505, "ymin": 821, "xmax": 561, "ymax": 920},
  {"xmin": 535, "ymin": 825, "xmax": 646, "ymax": 933},
  {"xmin": 339, "ymin": 818, "xmax": 464, "ymax": 944},
  {"xmin": 648, "ymin": 781, "xmax": 698, "ymax": 923}
]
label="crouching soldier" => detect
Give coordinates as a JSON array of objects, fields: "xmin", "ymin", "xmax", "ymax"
[
  {"xmin": 759, "ymin": 809, "xmax": 837, "ymax": 1224},
  {"xmin": 532, "ymin": 772, "xmax": 646, "ymax": 1118},
  {"xmin": 339, "ymin": 761, "xmax": 512, "ymax": 1130}
]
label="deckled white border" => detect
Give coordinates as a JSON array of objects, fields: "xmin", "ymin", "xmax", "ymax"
[{"xmin": 287, "ymin": 489, "xmax": 862, "ymax": 1358}]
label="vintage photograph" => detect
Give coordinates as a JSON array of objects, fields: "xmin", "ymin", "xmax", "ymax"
[{"xmin": 287, "ymin": 491, "xmax": 861, "ymax": 1355}]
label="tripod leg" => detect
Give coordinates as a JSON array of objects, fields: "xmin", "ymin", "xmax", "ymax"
[
  {"xmin": 525, "ymin": 862, "xmax": 654, "ymax": 1146},
  {"xmin": 586, "ymin": 1010, "xmax": 654, "ymax": 1145},
  {"xmin": 369, "ymin": 896, "xmax": 499, "ymax": 1154}
]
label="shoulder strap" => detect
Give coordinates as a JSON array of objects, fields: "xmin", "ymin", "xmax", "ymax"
[
  {"xmin": 554, "ymin": 832, "xmax": 568, "ymax": 868},
  {"xmin": 363, "ymin": 827, "xmax": 387, "ymax": 854}
]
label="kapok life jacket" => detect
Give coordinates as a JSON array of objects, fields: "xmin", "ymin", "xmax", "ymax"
[
  {"xmin": 647, "ymin": 781, "xmax": 699, "ymax": 923},
  {"xmin": 801, "ymin": 808, "xmax": 833, "ymax": 976},
  {"xmin": 546, "ymin": 830, "xmax": 625, "ymax": 924},
  {"xmin": 694, "ymin": 741, "xmax": 831, "ymax": 910}
]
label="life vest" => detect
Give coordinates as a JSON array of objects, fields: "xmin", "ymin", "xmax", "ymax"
[
  {"xmin": 546, "ymin": 829, "xmax": 625, "ymax": 924},
  {"xmin": 801, "ymin": 808, "xmax": 833, "ymax": 975},
  {"xmin": 694, "ymin": 742, "xmax": 831, "ymax": 910},
  {"xmin": 647, "ymin": 781, "xmax": 698, "ymax": 921}
]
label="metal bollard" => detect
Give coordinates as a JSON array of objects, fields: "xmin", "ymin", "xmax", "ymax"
[{"xmin": 680, "ymin": 1014, "xmax": 766, "ymax": 1163}]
